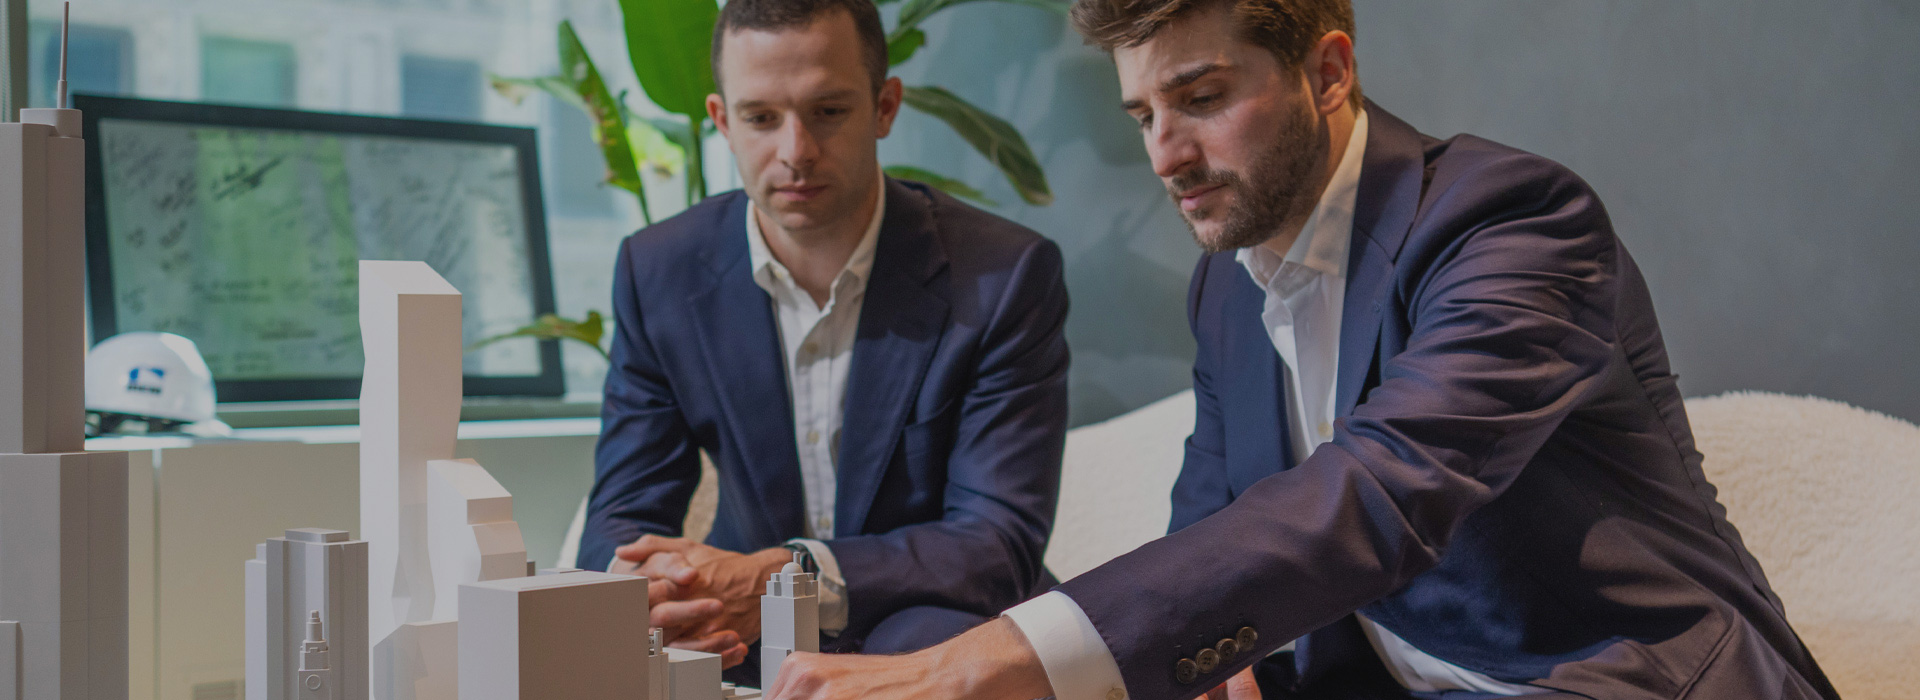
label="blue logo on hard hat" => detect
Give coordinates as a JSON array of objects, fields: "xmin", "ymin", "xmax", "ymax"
[{"xmin": 126, "ymin": 366, "xmax": 166, "ymax": 395}]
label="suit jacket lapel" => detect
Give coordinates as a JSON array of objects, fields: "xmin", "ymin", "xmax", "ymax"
[
  {"xmin": 835, "ymin": 179, "xmax": 951, "ymax": 536},
  {"xmin": 686, "ymin": 194, "xmax": 806, "ymax": 540},
  {"xmin": 1335, "ymin": 102, "xmax": 1430, "ymax": 418},
  {"xmin": 1221, "ymin": 267, "xmax": 1292, "ymax": 488}
]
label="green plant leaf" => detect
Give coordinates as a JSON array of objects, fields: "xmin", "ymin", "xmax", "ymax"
[
  {"xmin": 556, "ymin": 21, "xmax": 648, "ymax": 206},
  {"xmin": 469, "ymin": 311, "xmax": 611, "ymax": 360},
  {"xmin": 618, "ymin": 0, "xmax": 719, "ymax": 120},
  {"xmin": 488, "ymin": 75, "xmax": 587, "ymax": 113},
  {"xmin": 888, "ymin": 0, "xmax": 1068, "ymax": 46},
  {"xmin": 884, "ymin": 165, "xmax": 997, "ymax": 206},
  {"xmin": 886, "ymin": 28, "xmax": 927, "ymax": 66},
  {"xmin": 901, "ymin": 85, "xmax": 1053, "ymax": 205}
]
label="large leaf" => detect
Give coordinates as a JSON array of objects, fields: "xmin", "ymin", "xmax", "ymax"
[
  {"xmin": 902, "ymin": 85, "xmax": 1052, "ymax": 205},
  {"xmin": 884, "ymin": 165, "xmax": 996, "ymax": 206},
  {"xmin": 557, "ymin": 21, "xmax": 648, "ymax": 202},
  {"xmin": 618, "ymin": 0, "xmax": 720, "ymax": 120},
  {"xmin": 888, "ymin": 0, "xmax": 1068, "ymax": 46},
  {"xmin": 489, "ymin": 75, "xmax": 587, "ymax": 113},
  {"xmin": 887, "ymin": 28, "xmax": 927, "ymax": 66},
  {"xmin": 469, "ymin": 311, "xmax": 610, "ymax": 360}
]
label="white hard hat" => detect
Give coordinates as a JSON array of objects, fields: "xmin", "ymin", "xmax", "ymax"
[{"xmin": 85, "ymin": 331, "xmax": 226, "ymax": 435}]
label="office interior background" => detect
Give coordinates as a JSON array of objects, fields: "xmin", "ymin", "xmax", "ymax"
[
  {"xmin": 21, "ymin": 0, "xmax": 1914, "ymax": 426},
  {"xmin": 3, "ymin": 0, "xmax": 1914, "ymax": 698}
]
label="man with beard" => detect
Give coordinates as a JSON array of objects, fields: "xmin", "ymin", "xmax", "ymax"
[
  {"xmin": 758, "ymin": 1, "xmax": 1838, "ymax": 699},
  {"xmin": 580, "ymin": 0, "xmax": 1068, "ymax": 681}
]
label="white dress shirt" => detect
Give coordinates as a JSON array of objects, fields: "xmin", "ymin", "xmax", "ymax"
[
  {"xmin": 742, "ymin": 183, "xmax": 887, "ymax": 637},
  {"xmin": 1005, "ymin": 112, "xmax": 1546, "ymax": 699}
]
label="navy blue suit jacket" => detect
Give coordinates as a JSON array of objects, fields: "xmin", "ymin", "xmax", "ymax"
[
  {"xmin": 580, "ymin": 178, "xmax": 1068, "ymax": 637},
  {"xmin": 1054, "ymin": 104, "xmax": 1835, "ymax": 700}
]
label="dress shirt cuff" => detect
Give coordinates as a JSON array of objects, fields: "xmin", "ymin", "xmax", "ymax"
[
  {"xmin": 788, "ymin": 538, "xmax": 848, "ymax": 636},
  {"xmin": 1003, "ymin": 591, "xmax": 1129, "ymax": 700}
]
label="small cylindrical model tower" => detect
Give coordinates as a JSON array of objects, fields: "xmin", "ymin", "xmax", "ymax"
[
  {"xmin": 299, "ymin": 611, "xmax": 340, "ymax": 700},
  {"xmin": 647, "ymin": 628, "xmax": 670, "ymax": 700},
  {"xmin": 759, "ymin": 552, "xmax": 819, "ymax": 691}
]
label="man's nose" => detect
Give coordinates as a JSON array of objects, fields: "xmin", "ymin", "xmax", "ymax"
[
  {"xmin": 778, "ymin": 115, "xmax": 820, "ymax": 172},
  {"xmin": 1147, "ymin": 117, "xmax": 1199, "ymax": 180}
]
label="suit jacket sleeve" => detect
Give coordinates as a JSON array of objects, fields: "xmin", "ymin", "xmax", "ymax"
[
  {"xmin": 576, "ymin": 240, "xmax": 704, "ymax": 570},
  {"xmin": 1054, "ymin": 160, "xmax": 1620, "ymax": 700},
  {"xmin": 824, "ymin": 238, "xmax": 1071, "ymax": 633}
]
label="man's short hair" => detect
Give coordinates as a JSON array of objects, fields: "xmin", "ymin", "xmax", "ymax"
[
  {"xmin": 710, "ymin": 0, "xmax": 889, "ymax": 97},
  {"xmin": 1070, "ymin": 0, "xmax": 1361, "ymax": 105}
]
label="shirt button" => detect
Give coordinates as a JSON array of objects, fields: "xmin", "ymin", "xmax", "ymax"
[
  {"xmin": 806, "ymin": 430, "xmax": 820, "ymax": 445},
  {"xmin": 1317, "ymin": 422, "xmax": 1332, "ymax": 438},
  {"xmin": 1106, "ymin": 688, "xmax": 1126, "ymax": 700}
]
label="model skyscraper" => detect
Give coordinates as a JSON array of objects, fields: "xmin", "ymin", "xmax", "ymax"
[
  {"xmin": 759, "ymin": 552, "xmax": 819, "ymax": 692},
  {"xmin": 0, "ymin": 5, "xmax": 130, "ymax": 697}
]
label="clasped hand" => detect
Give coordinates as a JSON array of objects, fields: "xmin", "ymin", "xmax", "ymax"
[{"xmin": 610, "ymin": 534, "xmax": 793, "ymax": 668}]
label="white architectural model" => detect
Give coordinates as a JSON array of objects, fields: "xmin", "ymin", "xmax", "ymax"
[
  {"xmin": 760, "ymin": 552, "xmax": 820, "ymax": 692},
  {"xmin": 456, "ymin": 571, "xmax": 647, "ymax": 699},
  {"xmin": 667, "ymin": 648, "xmax": 723, "ymax": 700},
  {"xmin": 358, "ymin": 261, "xmax": 527, "ymax": 700},
  {"xmin": 246, "ymin": 528, "xmax": 369, "ymax": 700},
  {"xmin": 0, "ymin": 10, "xmax": 130, "ymax": 697},
  {"xmin": 298, "ymin": 611, "xmax": 340, "ymax": 700}
]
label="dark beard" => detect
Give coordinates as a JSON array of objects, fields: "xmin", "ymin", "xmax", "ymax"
[{"xmin": 1169, "ymin": 102, "xmax": 1329, "ymax": 254}]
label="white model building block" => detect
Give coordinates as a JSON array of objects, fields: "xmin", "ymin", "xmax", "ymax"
[
  {"xmin": 457, "ymin": 571, "xmax": 648, "ymax": 700},
  {"xmin": 646, "ymin": 629, "xmax": 668, "ymax": 700},
  {"xmin": 0, "ymin": 620, "xmax": 17, "ymax": 700},
  {"xmin": 358, "ymin": 260, "xmax": 462, "ymax": 700},
  {"xmin": 0, "ymin": 451, "xmax": 128, "ymax": 700},
  {"xmin": 374, "ymin": 620, "xmax": 457, "ymax": 700},
  {"xmin": 246, "ymin": 529, "xmax": 369, "ymax": 700},
  {"xmin": 759, "ymin": 553, "xmax": 819, "ymax": 692},
  {"xmin": 667, "ymin": 648, "xmax": 722, "ymax": 700},
  {"xmin": 425, "ymin": 459, "xmax": 528, "ymax": 623},
  {"xmin": 722, "ymin": 683, "xmax": 762, "ymax": 700}
]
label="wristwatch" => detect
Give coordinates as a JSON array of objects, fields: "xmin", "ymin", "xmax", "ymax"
[{"xmin": 782, "ymin": 542, "xmax": 820, "ymax": 575}]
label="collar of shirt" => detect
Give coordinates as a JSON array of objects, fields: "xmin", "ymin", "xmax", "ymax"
[
  {"xmin": 746, "ymin": 177, "xmax": 887, "ymax": 307},
  {"xmin": 1235, "ymin": 110, "xmax": 1369, "ymax": 293}
]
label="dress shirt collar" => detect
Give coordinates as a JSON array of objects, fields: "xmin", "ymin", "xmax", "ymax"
[
  {"xmin": 747, "ymin": 173, "xmax": 888, "ymax": 301},
  {"xmin": 1236, "ymin": 110, "xmax": 1369, "ymax": 288}
]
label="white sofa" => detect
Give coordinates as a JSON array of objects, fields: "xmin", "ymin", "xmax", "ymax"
[{"xmin": 563, "ymin": 390, "xmax": 1916, "ymax": 698}]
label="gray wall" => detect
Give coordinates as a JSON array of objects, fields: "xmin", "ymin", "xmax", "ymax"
[{"xmin": 883, "ymin": 1, "xmax": 1920, "ymax": 427}]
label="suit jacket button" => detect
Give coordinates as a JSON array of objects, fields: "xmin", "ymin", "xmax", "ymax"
[
  {"xmin": 1215, "ymin": 638, "xmax": 1239, "ymax": 663},
  {"xmin": 1236, "ymin": 626, "xmax": 1258, "ymax": 649},
  {"xmin": 1195, "ymin": 648, "xmax": 1220, "ymax": 674},
  {"xmin": 1175, "ymin": 658, "xmax": 1198, "ymax": 684}
]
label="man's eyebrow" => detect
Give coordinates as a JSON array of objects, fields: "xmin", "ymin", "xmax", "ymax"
[
  {"xmin": 1161, "ymin": 62, "xmax": 1227, "ymax": 92},
  {"xmin": 1121, "ymin": 63, "xmax": 1230, "ymax": 111}
]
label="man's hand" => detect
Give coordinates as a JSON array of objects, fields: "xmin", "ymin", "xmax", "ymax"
[
  {"xmin": 767, "ymin": 616, "xmax": 1053, "ymax": 700},
  {"xmin": 613, "ymin": 535, "xmax": 791, "ymax": 666},
  {"xmin": 1205, "ymin": 667, "xmax": 1260, "ymax": 700}
]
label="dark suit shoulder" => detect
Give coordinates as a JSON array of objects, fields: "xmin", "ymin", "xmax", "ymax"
[
  {"xmin": 908, "ymin": 180, "xmax": 1058, "ymax": 267},
  {"xmin": 1418, "ymin": 133, "xmax": 1608, "ymax": 235},
  {"xmin": 616, "ymin": 189, "xmax": 748, "ymax": 284}
]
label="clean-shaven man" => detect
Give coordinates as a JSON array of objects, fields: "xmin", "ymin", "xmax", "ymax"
[
  {"xmin": 761, "ymin": 1, "xmax": 1837, "ymax": 699},
  {"xmin": 579, "ymin": 0, "xmax": 1068, "ymax": 679}
]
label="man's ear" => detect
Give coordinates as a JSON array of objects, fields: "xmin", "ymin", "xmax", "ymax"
[
  {"xmin": 707, "ymin": 93, "xmax": 730, "ymax": 139},
  {"xmin": 874, "ymin": 76, "xmax": 905, "ymax": 139},
  {"xmin": 1304, "ymin": 30, "xmax": 1356, "ymax": 117}
]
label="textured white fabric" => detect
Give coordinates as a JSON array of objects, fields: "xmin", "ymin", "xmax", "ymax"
[
  {"xmin": 744, "ymin": 184, "xmax": 886, "ymax": 636},
  {"xmin": 1687, "ymin": 392, "xmax": 1920, "ymax": 700}
]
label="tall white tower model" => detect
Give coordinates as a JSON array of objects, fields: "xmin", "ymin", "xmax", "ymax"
[
  {"xmin": 759, "ymin": 552, "xmax": 819, "ymax": 692},
  {"xmin": 359, "ymin": 260, "xmax": 528, "ymax": 700},
  {"xmin": 246, "ymin": 528, "xmax": 368, "ymax": 700},
  {"xmin": 0, "ymin": 4, "xmax": 131, "ymax": 698}
]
